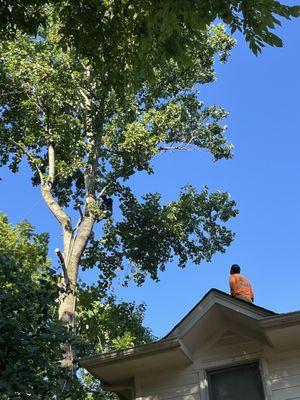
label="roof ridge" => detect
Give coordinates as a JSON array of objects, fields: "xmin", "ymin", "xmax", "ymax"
[{"xmin": 164, "ymin": 288, "xmax": 277, "ymax": 339}]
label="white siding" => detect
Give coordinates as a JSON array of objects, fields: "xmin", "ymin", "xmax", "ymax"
[
  {"xmin": 267, "ymin": 350, "xmax": 300, "ymax": 400},
  {"xmin": 134, "ymin": 331, "xmax": 300, "ymax": 400},
  {"xmin": 135, "ymin": 368, "xmax": 200, "ymax": 400},
  {"xmin": 135, "ymin": 330, "xmax": 263, "ymax": 400}
]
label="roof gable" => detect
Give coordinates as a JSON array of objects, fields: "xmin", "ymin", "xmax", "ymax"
[
  {"xmin": 79, "ymin": 289, "xmax": 283, "ymax": 393},
  {"xmin": 165, "ymin": 289, "xmax": 275, "ymax": 340}
]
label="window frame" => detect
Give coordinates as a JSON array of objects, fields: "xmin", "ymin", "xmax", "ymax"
[{"xmin": 206, "ymin": 361, "xmax": 266, "ymax": 400}]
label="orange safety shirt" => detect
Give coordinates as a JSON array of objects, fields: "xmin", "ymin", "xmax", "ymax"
[{"xmin": 229, "ymin": 273, "xmax": 254, "ymax": 302}]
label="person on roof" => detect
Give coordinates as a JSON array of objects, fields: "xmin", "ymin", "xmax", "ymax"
[{"xmin": 229, "ymin": 264, "xmax": 254, "ymax": 303}]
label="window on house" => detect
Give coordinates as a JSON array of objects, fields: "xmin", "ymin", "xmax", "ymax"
[{"xmin": 207, "ymin": 362, "xmax": 265, "ymax": 400}]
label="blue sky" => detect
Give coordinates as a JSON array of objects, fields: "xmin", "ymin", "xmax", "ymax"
[{"xmin": 1, "ymin": 14, "xmax": 299, "ymax": 339}]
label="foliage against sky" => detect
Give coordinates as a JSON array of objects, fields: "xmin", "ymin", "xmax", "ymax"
[
  {"xmin": 1, "ymin": 1, "xmax": 299, "ymax": 64},
  {"xmin": 0, "ymin": 22, "xmax": 238, "ymax": 291},
  {"xmin": 0, "ymin": 6, "xmax": 240, "ymax": 383}
]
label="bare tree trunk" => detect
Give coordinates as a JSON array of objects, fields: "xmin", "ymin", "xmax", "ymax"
[
  {"xmin": 58, "ymin": 282, "xmax": 77, "ymax": 371},
  {"xmin": 56, "ymin": 214, "xmax": 95, "ymax": 375},
  {"xmin": 58, "ymin": 241, "xmax": 78, "ymax": 371}
]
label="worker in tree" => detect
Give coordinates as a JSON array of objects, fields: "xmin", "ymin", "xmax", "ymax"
[
  {"xmin": 100, "ymin": 194, "xmax": 113, "ymax": 217},
  {"xmin": 229, "ymin": 264, "xmax": 254, "ymax": 303}
]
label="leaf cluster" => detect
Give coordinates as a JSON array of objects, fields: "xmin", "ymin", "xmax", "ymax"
[
  {"xmin": 0, "ymin": 215, "xmax": 69, "ymax": 399},
  {"xmin": 0, "ymin": 214, "xmax": 49, "ymax": 274},
  {"xmin": 82, "ymin": 186, "xmax": 238, "ymax": 288},
  {"xmin": 1, "ymin": 1, "xmax": 299, "ymax": 72},
  {"xmin": 0, "ymin": 214, "xmax": 153, "ymax": 399},
  {"xmin": 77, "ymin": 285, "xmax": 153, "ymax": 356}
]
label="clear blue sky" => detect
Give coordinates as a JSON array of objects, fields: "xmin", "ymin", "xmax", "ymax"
[{"xmin": 1, "ymin": 14, "xmax": 299, "ymax": 339}]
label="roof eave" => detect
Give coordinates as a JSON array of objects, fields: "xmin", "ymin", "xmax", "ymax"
[
  {"xmin": 78, "ymin": 337, "xmax": 181, "ymax": 369},
  {"xmin": 260, "ymin": 311, "xmax": 300, "ymax": 330}
]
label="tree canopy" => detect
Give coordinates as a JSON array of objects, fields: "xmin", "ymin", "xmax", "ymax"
[
  {"xmin": 0, "ymin": 214, "xmax": 153, "ymax": 399},
  {"xmin": 0, "ymin": 22, "xmax": 238, "ymax": 288},
  {"xmin": 0, "ymin": 18, "xmax": 238, "ymax": 375},
  {"xmin": 1, "ymin": 1, "xmax": 299, "ymax": 62}
]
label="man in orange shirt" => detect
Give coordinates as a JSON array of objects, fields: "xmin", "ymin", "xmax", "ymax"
[{"xmin": 229, "ymin": 264, "xmax": 254, "ymax": 303}]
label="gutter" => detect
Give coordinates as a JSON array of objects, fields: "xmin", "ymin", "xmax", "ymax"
[
  {"xmin": 260, "ymin": 311, "xmax": 300, "ymax": 330},
  {"xmin": 79, "ymin": 337, "xmax": 181, "ymax": 369}
]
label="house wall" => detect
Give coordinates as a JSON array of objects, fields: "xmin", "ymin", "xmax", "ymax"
[
  {"xmin": 266, "ymin": 349, "xmax": 300, "ymax": 400},
  {"xmin": 134, "ymin": 331, "xmax": 300, "ymax": 400}
]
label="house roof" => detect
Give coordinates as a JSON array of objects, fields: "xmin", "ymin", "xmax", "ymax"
[
  {"xmin": 164, "ymin": 288, "xmax": 276, "ymax": 339},
  {"xmin": 78, "ymin": 288, "xmax": 300, "ymax": 398}
]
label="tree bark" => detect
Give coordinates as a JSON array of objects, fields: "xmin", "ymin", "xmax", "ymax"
[
  {"xmin": 56, "ymin": 213, "xmax": 95, "ymax": 375},
  {"xmin": 58, "ymin": 284, "xmax": 77, "ymax": 371}
]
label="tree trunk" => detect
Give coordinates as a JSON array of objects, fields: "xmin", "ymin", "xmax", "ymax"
[
  {"xmin": 57, "ymin": 215, "xmax": 95, "ymax": 377},
  {"xmin": 58, "ymin": 282, "xmax": 77, "ymax": 371},
  {"xmin": 39, "ymin": 99, "xmax": 102, "ymax": 387},
  {"xmin": 56, "ymin": 256, "xmax": 80, "ymax": 398}
]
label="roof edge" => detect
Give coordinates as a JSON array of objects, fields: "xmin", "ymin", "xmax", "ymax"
[
  {"xmin": 79, "ymin": 289, "xmax": 280, "ymax": 372},
  {"xmin": 78, "ymin": 337, "xmax": 180, "ymax": 369},
  {"xmin": 164, "ymin": 288, "xmax": 276, "ymax": 339},
  {"xmin": 260, "ymin": 311, "xmax": 300, "ymax": 329}
]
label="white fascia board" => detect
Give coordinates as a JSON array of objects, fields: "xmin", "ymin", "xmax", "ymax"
[{"xmin": 79, "ymin": 338, "xmax": 181, "ymax": 369}]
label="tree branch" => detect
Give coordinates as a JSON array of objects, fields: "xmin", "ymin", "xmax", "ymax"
[
  {"xmin": 66, "ymin": 68, "xmax": 107, "ymax": 283},
  {"xmin": 73, "ymin": 204, "xmax": 84, "ymax": 234},
  {"xmin": 40, "ymin": 185, "xmax": 72, "ymax": 230},
  {"xmin": 39, "ymin": 145, "xmax": 72, "ymax": 234},
  {"xmin": 8, "ymin": 140, "xmax": 73, "ymax": 249},
  {"xmin": 158, "ymin": 143, "xmax": 193, "ymax": 151},
  {"xmin": 48, "ymin": 144, "xmax": 55, "ymax": 185},
  {"xmin": 96, "ymin": 184, "xmax": 110, "ymax": 200},
  {"xmin": 55, "ymin": 248, "xmax": 69, "ymax": 286},
  {"xmin": 68, "ymin": 214, "xmax": 95, "ymax": 284},
  {"xmin": 158, "ymin": 133, "xmax": 198, "ymax": 152}
]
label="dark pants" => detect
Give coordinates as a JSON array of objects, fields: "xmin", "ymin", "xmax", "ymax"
[{"xmin": 235, "ymin": 294, "xmax": 253, "ymax": 303}]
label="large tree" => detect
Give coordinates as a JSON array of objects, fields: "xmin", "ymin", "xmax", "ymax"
[
  {"xmin": 0, "ymin": 214, "xmax": 153, "ymax": 399},
  {"xmin": 0, "ymin": 20, "xmax": 238, "ymax": 379},
  {"xmin": 1, "ymin": 0, "xmax": 299, "ymax": 59}
]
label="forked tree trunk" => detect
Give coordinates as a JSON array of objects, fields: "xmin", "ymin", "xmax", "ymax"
[
  {"xmin": 41, "ymin": 177, "xmax": 96, "ymax": 383},
  {"xmin": 39, "ymin": 93, "xmax": 102, "ymax": 386},
  {"xmin": 57, "ymin": 216, "xmax": 95, "ymax": 375}
]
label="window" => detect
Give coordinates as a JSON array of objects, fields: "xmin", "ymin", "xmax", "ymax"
[{"xmin": 207, "ymin": 362, "xmax": 265, "ymax": 400}]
